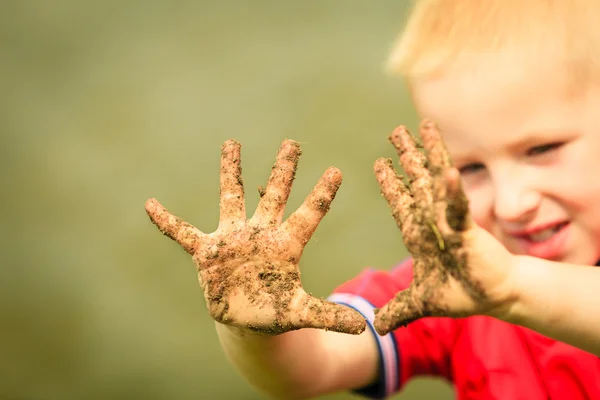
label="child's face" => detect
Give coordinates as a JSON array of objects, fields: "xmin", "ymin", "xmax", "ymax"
[{"xmin": 410, "ymin": 60, "xmax": 600, "ymax": 265}]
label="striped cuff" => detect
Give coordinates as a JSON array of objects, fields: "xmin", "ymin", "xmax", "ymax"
[{"xmin": 327, "ymin": 293, "xmax": 399, "ymax": 398}]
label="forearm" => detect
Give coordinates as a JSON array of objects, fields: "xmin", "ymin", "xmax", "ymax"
[
  {"xmin": 215, "ymin": 323, "xmax": 378, "ymax": 399},
  {"xmin": 216, "ymin": 323, "xmax": 327, "ymax": 399},
  {"xmin": 505, "ymin": 256, "xmax": 600, "ymax": 355}
]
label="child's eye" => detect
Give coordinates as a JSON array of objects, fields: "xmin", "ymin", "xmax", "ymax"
[
  {"xmin": 458, "ymin": 163, "xmax": 485, "ymax": 175},
  {"xmin": 526, "ymin": 142, "xmax": 563, "ymax": 156}
]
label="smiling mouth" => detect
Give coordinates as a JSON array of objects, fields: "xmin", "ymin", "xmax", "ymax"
[{"xmin": 523, "ymin": 222, "xmax": 569, "ymax": 242}]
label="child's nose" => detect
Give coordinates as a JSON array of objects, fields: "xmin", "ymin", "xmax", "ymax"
[{"xmin": 492, "ymin": 177, "xmax": 541, "ymax": 223}]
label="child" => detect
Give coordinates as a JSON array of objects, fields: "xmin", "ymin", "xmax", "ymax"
[{"xmin": 145, "ymin": 0, "xmax": 600, "ymax": 399}]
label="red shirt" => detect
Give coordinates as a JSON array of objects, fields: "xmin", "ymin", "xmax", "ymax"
[{"xmin": 328, "ymin": 258, "xmax": 600, "ymax": 399}]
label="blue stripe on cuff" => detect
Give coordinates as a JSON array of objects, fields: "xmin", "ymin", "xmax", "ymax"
[{"xmin": 327, "ymin": 293, "xmax": 399, "ymax": 398}]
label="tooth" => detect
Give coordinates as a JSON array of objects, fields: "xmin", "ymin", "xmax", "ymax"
[{"xmin": 529, "ymin": 227, "xmax": 557, "ymax": 242}]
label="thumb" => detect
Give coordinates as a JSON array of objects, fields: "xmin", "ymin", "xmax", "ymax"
[
  {"xmin": 373, "ymin": 288, "xmax": 425, "ymax": 335},
  {"xmin": 291, "ymin": 293, "xmax": 366, "ymax": 335},
  {"xmin": 145, "ymin": 198, "xmax": 204, "ymax": 255}
]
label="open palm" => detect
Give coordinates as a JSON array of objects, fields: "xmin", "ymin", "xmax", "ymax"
[
  {"xmin": 373, "ymin": 121, "xmax": 515, "ymax": 335},
  {"xmin": 146, "ymin": 139, "xmax": 365, "ymax": 335}
]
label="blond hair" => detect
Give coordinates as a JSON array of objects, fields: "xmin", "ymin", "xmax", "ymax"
[{"xmin": 388, "ymin": 0, "xmax": 600, "ymax": 86}]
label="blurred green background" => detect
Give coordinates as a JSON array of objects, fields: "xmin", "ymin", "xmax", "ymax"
[{"xmin": 1, "ymin": 1, "xmax": 453, "ymax": 398}]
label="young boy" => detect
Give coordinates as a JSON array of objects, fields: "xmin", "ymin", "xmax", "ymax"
[{"xmin": 145, "ymin": 1, "xmax": 600, "ymax": 399}]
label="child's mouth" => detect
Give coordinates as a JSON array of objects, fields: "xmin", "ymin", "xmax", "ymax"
[
  {"xmin": 515, "ymin": 222, "xmax": 570, "ymax": 259},
  {"xmin": 526, "ymin": 222, "xmax": 569, "ymax": 242}
]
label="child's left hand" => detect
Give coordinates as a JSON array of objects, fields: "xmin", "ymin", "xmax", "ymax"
[{"xmin": 373, "ymin": 120, "xmax": 518, "ymax": 335}]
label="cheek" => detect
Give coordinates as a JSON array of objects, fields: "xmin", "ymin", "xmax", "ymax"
[
  {"xmin": 462, "ymin": 182, "xmax": 493, "ymax": 229},
  {"xmin": 552, "ymin": 143, "xmax": 600, "ymax": 207},
  {"xmin": 557, "ymin": 174, "xmax": 600, "ymax": 232},
  {"xmin": 545, "ymin": 154, "xmax": 599, "ymax": 211}
]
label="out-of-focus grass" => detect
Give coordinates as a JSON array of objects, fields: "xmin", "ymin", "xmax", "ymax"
[{"xmin": 0, "ymin": 1, "xmax": 453, "ymax": 398}]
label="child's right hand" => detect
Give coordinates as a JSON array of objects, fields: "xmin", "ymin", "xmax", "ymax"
[{"xmin": 145, "ymin": 139, "xmax": 365, "ymax": 336}]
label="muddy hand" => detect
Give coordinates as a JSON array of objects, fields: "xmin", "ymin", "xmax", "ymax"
[
  {"xmin": 146, "ymin": 139, "xmax": 365, "ymax": 335},
  {"xmin": 373, "ymin": 120, "xmax": 512, "ymax": 335}
]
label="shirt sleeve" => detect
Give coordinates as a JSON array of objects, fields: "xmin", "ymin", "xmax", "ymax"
[{"xmin": 327, "ymin": 258, "xmax": 460, "ymax": 399}]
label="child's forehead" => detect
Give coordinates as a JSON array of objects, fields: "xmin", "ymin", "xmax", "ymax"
[
  {"xmin": 410, "ymin": 61, "xmax": 590, "ymax": 150},
  {"xmin": 412, "ymin": 54, "xmax": 566, "ymax": 108}
]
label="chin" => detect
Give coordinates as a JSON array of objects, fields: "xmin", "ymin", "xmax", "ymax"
[{"xmin": 559, "ymin": 252, "xmax": 599, "ymax": 266}]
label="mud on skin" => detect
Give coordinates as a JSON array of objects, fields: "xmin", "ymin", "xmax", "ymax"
[
  {"xmin": 373, "ymin": 120, "xmax": 487, "ymax": 335},
  {"xmin": 145, "ymin": 138, "xmax": 366, "ymax": 335}
]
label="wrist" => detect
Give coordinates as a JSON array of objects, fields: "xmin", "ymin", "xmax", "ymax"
[
  {"xmin": 483, "ymin": 254, "xmax": 523, "ymax": 323},
  {"xmin": 490, "ymin": 254, "xmax": 539, "ymax": 326}
]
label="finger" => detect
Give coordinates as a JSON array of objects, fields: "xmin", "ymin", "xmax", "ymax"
[
  {"xmin": 292, "ymin": 294, "xmax": 366, "ymax": 335},
  {"xmin": 373, "ymin": 158, "xmax": 421, "ymax": 250},
  {"xmin": 145, "ymin": 198, "xmax": 205, "ymax": 255},
  {"xmin": 219, "ymin": 139, "xmax": 246, "ymax": 226},
  {"xmin": 420, "ymin": 119, "xmax": 452, "ymax": 205},
  {"xmin": 420, "ymin": 119, "xmax": 452, "ymax": 174},
  {"xmin": 444, "ymin": 168, "xmax": 473, "ymax": 232},
  {"xmin": 252, "ymin": 139, "xmax": 301, "ymax": 225},
  {"xmin": 420, "ymin": 120, "xmax": 453, "ymax": 234},
  {"xmin": 389, "ymin": 125, "xmax": 433, "ymax": 206},
  {"xmin": 420, "ymin": 120, "xmax": 473, "ymax": 234},
  {"xmin": 373, "ymin": 287, "xmax": 425, "ymax": 335},
  {"xmin": 282, "ymin": 167, "xmax": 342, "ymax": 251}
]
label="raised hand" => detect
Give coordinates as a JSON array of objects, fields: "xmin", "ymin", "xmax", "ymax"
[
  {"xmin": 373, "ymin": 120, "xmax": 516, "ymax": 335},
  {"xmin": 145, "ymin": 139, "xmax": 366, "ymax": 335}
]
